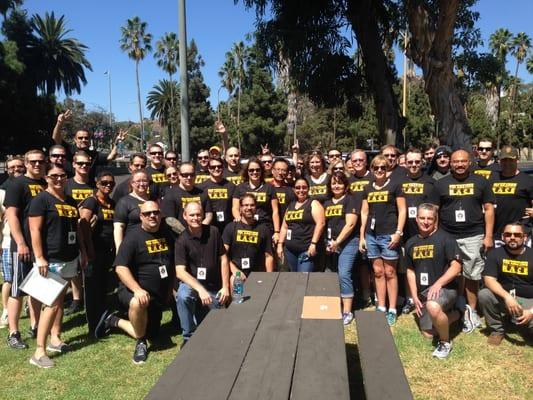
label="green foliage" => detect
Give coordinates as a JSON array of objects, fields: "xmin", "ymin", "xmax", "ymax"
[{"xmin": 119, "ymin": 16, "xmax": 152, "ymax": 62}]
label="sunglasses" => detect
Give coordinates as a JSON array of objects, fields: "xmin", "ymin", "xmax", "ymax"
[
  {"xmin": 47, "ymin": 173, "xmax": 67, "ymax": 180},
  {"xmin": 197, "ymin": 156, "xmax": 209, "ymax": 160},
  {"xmin": 150, "ymin": 151, "xmax": 163, "ymax": 156},
  {"xmin": 141, "ymin": 210, "xmax": 161, "ymax": 217},
  {"xmin": 294, "ymin": 185, "xmax": 308, "ymax": 190},
  {"xmin": 502, "ymin": 232, "xmax": 524, "ymax": 238},
  {"xmin": 328, "ymin": 153, "xmax": 341, "ymax": 158},
  {"xmin": 209, "ymin": 165, "xmax": 223, "ymax": 170},
  {"xmin": 76, "ymin": 161, "xmax": 91, "ymax": 167},
  {"xmin": 262, "ymin": 160, "xmax": 273, "ymax": 164},
  {"xmin": 28, "ymin": 159, "xmax": 45, "ymax": 165},
  {"xmin": 99, "ymin": 180, "xmax": 115, "ymax": 187},
  {"xmin": 373, "ymin": 166, "xmax": 387, "ymax": 171},
  {"xmin": 166, "ymin": 172, "xmax": 178, "ymax": 178},
  {"xmin": 383, "ymin": 153, "xmax": 397, "ymax": 158},
  {"xmin": 248, "ymin": 168, "xmax": 261, "ymax": 173},
  {"xmin": 50, "ymin": 154, "xmax": 66, "ymax": 158},
  {"xmin": 333, "ymin": 167, "xmax": 344, "ymax": 171},
  {"xmin": 406, "ymin": 160, "xmax": 421, "ymax": 165},
  {"xmin": 180, "ymin": 172, "xmax": 194, "ymax": 178},
  {"xmin": 77, "ymin": 136, "xmax": 90, "ymax": 141},
  {"xmin": 478, "ymin": 147, "xmax": 492, "ymax": 152}
]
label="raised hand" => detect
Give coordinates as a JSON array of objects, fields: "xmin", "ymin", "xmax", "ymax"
[
  {"xmin": 291, "ymin": 139, "xmax": 299, "ymax": 153},
  {"xmin": 260, "ymin": 143, "xmax": 270, "ymax": 155},
  {"xmin": 215, "ymin": 120, "xmax": 226, "ymax": 135},
  {"xmin": 57, "ymin": 109, "xmax": 72, "ymax": 125}
]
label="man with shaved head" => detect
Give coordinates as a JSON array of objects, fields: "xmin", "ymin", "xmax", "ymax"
[
  {"xmin": 95, "ymin": 201, "xmax": 175, "ymax": 364},
  {"xmin": 431, "ymin": 149, "xmax": 495, "ymax": 334}
]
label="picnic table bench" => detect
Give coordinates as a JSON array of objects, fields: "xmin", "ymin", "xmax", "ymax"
[{"xmin": 146, "ymin": 272, "xmax": 350, "ymax": 400}]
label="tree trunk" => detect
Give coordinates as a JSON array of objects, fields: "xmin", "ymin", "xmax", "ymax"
[
  {"xmin": 135, "ymin": 60, "xmax": 145, "ymax": 151},
  {"xmin": 406, "ymin": 0, "xmax": 472, "ymax": 151},
  {"xmin": 346, "ymin": 0, "xmax": 404, "ymax": 148},
  {"xmin": 237, "ymin": 83, "xmax": 242, "ymax": 152},
  {"xmin": 169, "ymin": 73, "xmax": 175, "ymax": 150},
  {"xmin": 485, "ymin": 85, "xmax": 499, "ymax": 129}
]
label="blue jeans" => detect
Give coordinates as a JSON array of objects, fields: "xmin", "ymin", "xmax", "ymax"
[
  {"xmin": 176, "ymin": 283, "xmax": 222, "ymax": 341},
  {"xmin": 365, "ymin": 232, "xmax": 399, "ymax": 260},
  {"xmin": 284, "ymin": 248, "xmax": 315, "ymax": 272},
  {"xmin": 334, "ymin": 237, "xmax": 359, "ymax": 298}
]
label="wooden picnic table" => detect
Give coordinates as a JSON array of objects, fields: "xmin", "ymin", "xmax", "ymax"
[{"xmin": 146, "ymin": 272, "xmax": 350, "ymax": 400}]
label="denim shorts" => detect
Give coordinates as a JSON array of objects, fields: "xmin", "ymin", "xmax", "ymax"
[{"xmin": 365, "ymin": 233, "xmax": 399, "ymax": 261}]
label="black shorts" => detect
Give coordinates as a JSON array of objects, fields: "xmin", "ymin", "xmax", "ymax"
[
  {"xmin": 10, "ymin": 254, "xmax": 32, "ymax": 298},
  {"xmin": 117, "ymin": 285, "xmax": 164, "ymax": 339}
]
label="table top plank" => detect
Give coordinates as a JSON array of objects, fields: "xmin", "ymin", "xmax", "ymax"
[
  {"xmin": 228, "ymin": 272, "xmax": 309, "ymax": 400},
  {"xmin": 145, "ymin": 272, "xmax": 279, "ymax": 400},
  {"xmin": 290, "ymin": 273, "xmax": 350, "ymax": 400}
]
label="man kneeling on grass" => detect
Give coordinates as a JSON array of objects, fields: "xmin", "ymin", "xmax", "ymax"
[
  {"xmin": 95, "ymin": 201, "xmax": 175, "ymax": 364},
  {"xmin": 405, "ymin": 203, "xmax": 462, "ymax": 359}
]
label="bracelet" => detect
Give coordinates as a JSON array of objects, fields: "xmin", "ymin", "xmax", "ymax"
[
  {"xmin": 311, "ymin": 242, "xmax": 317, "ymax": 245},
  {"xmin": 274, "ymin": 231, "xmax": 279, "ymax": 233},
  {"xmin": 395, "ymin": 230, "xmax": 403, "ymax": 236}
]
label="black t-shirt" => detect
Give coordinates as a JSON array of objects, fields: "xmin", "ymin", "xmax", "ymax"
[
  {"xmin": 483, "ymin": 246, "xmax": 533, "ymax": 298},
  {"xmin": 114, "ymin": 194, "xmax": 148, "ymax": 236},
  {"xmin": 114, "ymin": 224, "xmax": 175, "ymax": 302},
  {"xmin": 222, "ymin": 220, "xmax": 272, "ymax": 272},
  {"xmin": 146, "ymin": 165, "xmax": 169, "ymax": 198},
  {"xmin": 348, "ymin": 172, "xmax": 371, "ymax": 193},
  {"xmin": 63, "ymin": 141, "xmax": 108, "ymax": 185},
  {"xmin": 324, "ymin": 194, "xmax": 360, "ymax": 245},
  {"xmin": 272, "ymin": 185, "xmax": 296, "ymax": 220},
  {"xmin": 161, "ymin": 186, "xmax": 212, "ymax": 225},
  {"xmin": 307, "ymin": 174, "xmax": 330, "ymax": 203},
  {"xmin": 194, "ymin": 167, "xmax": 210, "ymax": 185},
  {"xmin": 80, "ymin": 195, "xmax": 115, "ymax": 249},
  {"xmin": 223, "ymin": 168, "xmax": 244, "ymax": 186},
  {"xmin": 28, "ymin": 191, "xmax": 79, "ymax": 262},
  {"xmin": 400, "ymin": 174, "xmax": 437, "ymax": 240},
  {"xmin": 363, "ymin": 179, "xmax": 404, "ymax": 235},
  {"xmin": 65, "ymin": 178, "xmax": 93, "ymax": 205},
  {"xmin": 284, "ymin": 199, "xmax": 315, "ymax": 253},
  {"xmin": 431, "ymin": 173, "xmax": 495, "ymax": 238},
  {"xmin": 388, "ymin": 165, "xmax": 407, "ymax": 184},
  {"xmin": 199, "ymin": 178, "xmax": 235, "ymax": 231},
  {"xmin": 405, "ymin": 229, "xmax": 461, "ymax": 293},
  {"xmin": 233, "ymin": 182, "xmax": 276, "ymax": 228},
  {"xmin": 489, "ymin": 172, "xmax": 533, "ymax": 235},
  {"xmin": 472, "ymin": 161, "xmax": 500, "ymax": 180},
  {"xmin": 3, "ymin": 175, "xmax": 46, "ymax": 251},
  {"xmin": 175, "ymin": 225, "xmax": 226, "ymax": 292},
  {"xmin": 112, "ymin": 176, "xmax": 158, "ymax": 203}
]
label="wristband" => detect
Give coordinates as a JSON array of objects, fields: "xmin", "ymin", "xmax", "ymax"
[
  {"xmin": 274, "ymin": 231, "xmax": 279, "ymax": 233},
  {"xmin": 395, "ymin": 230, "xmax": 403, "ymax": 236},
  {"xmin": 311, "ymin": 242, "xmax": 317, "ymax": 245}
]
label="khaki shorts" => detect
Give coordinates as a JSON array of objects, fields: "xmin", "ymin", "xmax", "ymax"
[{"xmin": 456, "ymin": 234, "xmax": 484, "ymax": 281}]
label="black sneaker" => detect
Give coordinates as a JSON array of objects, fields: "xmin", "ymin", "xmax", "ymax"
[
  {"xmin": 133, "ymin": 339, "xmax": 148, "ymax": 364},
  {"xmin": 64, "ymin": 300, "xmax": 83, "ymax": 316},
  {"xmin": 7, "ymin": 331, "xmax": 28, "ymax": 349},
  {"xmin": 94, "ymin": 311, "xmax": 118, "ymax": 339},
  {"xmin": 28, "ymin": 326, "xmax": 37, "ymax": 339}
]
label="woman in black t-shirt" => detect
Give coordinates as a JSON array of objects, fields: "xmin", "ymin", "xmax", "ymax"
[
  {"xmin": 305, "ymin": 151, "xmax": 330, "ymax": 204},
  {"xmin": 324, "ymin": 173, "xmax": 360, "ymax": 325},
  {"xmin": 359, "ymin": 155, "xmax": 406, "ymax": 326},
  {"xmin": 113, "ymin": 170, "xmax": 150, "ymax": 252},
  {"xmin": 277, "ymin": 178, "xmax": 325, "ymax": 272},
  {"xmin": 79, "ymin": 171, "xmax": 116, "ymax": 336},
  {"xmin": 232, "ymin": 157, "xmax": 280, "ymax": 241},
  {"xmin": 28, "ymin": 164, "xmax": 85, "ymax": 368}
]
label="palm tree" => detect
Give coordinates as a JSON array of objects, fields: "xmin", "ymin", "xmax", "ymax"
[
  {"xmin": 154, "ymin": 32, "xmax": 179, "ymax": 149},
  {"xmin": 29, "ymin": 12, "xmax": 92, "ymax": 97},
  {"xmin": 527, "ymin": 55, "xmax": 533, "ymax": 75},
  {"xmin": 510, "ymin": 32, "xmax": 532, "ymax": 101},
  {"xmin": 218, "ymin": 57, "xmax": 236, "ymax": 119},
  {"xmin": 146, "ymin": 79, "xmax": 179, "ymax": 134},
  {"xmin": 120, "ymin": 16, "xmax": 152, "ymax": 150}
]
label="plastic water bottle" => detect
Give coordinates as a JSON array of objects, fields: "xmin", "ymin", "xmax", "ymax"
[{"xmin": 233, "ymin": 271, "xmax": 244, "ymax": 304}]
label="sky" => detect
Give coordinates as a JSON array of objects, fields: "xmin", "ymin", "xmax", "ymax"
[{"xmin": 22, "ymin": 0, "xmax": 533, "ymax": 123}]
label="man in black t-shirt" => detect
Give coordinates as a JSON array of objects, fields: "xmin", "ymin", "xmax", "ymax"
[
  {"xmin": 405, "ymin": 203, "xmax": 462, "ymax": 358},
  {"xmin": 270, "ymin": 158, "xmax": 296, "ymax": 220},
  {"xmin": 175, "ymin": 202, "xmax": 230, "ymax": 345},
  {"xmin": 479, "ymin": 222, "xmax": 533, "ymax": 345},
  {"xmin": 194, "ymin": 149, "xmax": 211, "ymax": 185},
  {"xmin": 97, "ymin": 201, "xmax": 175, "ymax": 364},
  {"xmin": 431, "ymin": 149, "xmax": 495, "ymax": 334},
  {"xmin": 145, "ymin": 143, "xmax": 168, "ymax": 196},
  {"xmin": 223, "ymin": 194, "xmax": 274, "ymax": 277},
  {"xmin": 473, "ymin": 137, "xmax": 499, "ymax": 179},
  {"xmin": 48, "ymin": 145, "xmax": 73, "ymax": 178},
  {"xmin": 112, "ymin": 153, "xmax": 148, "ymax": 202}
]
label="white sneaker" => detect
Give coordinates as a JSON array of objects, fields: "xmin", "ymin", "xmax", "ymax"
[
  {"xmin": 0, "ymin": 313, "xmax": 7, "ymax": 329},
  {"xmin": 472, "ymin": 311, "xmax": 482, "ymax": 329},
  {"xmin": 432, "ymin": 341, "xmax": 452, "ymax": 359},
  {"xmin": 342, "ymin": 312, "xmax": 354, "ymax": 325}
]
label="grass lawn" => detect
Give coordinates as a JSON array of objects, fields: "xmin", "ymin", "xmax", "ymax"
[{"xmin": 0, "ymin": 305, "xmax": 531, "ymax": 400}]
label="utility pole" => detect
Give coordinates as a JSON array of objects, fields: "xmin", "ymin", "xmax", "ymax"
[
  {"xmin": 178, "ymin": 0, "xmax": 190, "ymax": 161},
  {"xmin": 105, "ymin": 70, "xmax": 113, "ymax": 129},
  {"xmin": 401, "ymin": 29, "xmax": 409, "ymax": 149}
]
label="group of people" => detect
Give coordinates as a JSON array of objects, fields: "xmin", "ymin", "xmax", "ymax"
[{"xmin": 0, "ymin": 112, "xmax": 532, "ymax": 368}]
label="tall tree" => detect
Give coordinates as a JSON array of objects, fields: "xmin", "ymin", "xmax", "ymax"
[
  {"xmin": 154, "ymin": 32, "xmax": 179, "ymax": 149},
  {"xmin": 146, "ymin": 79, "xmax": 179, "ymax": 143},
  {"xmin": 527, "ymin": 55, "xmax": 533, "ymax": 75},
  {"xmin": 29, "ymin": 12, "xmax": 92, "ymax": 96},
  {"xmin": 120, "ymin": 16, "xmax": 152, "ymax": 149},
  {"xmin": 509, "ymin": 32, "xmax": 531, "ymax": 121},
  {"xmin": 227, "ymin": 41, "xmax": 248, "ymax": 151},
  {"xmin": 218, "ymin": 56, "xmax": 236, "ymax": 118}
]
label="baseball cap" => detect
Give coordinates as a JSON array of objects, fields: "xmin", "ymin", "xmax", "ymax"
[
  {"xmin": 499, "ymin": 145, "xmax": 518, "ymax": 160},
  {"xmin": 209, "ymin": 145, "xmax": 222, "ymax": 154}
]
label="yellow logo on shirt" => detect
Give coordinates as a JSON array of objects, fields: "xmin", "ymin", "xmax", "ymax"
[
  {"xmin": 413, "ymin": 244, "xmax": 434, "ymax": 259},
  {"xmin": 236, "ymin": 229, "xmax": 259, "ymax": 244},
  {"xmin": 367, "ymin": 191, "xmax": 388, "ymax": 203},
  {"xmin": 325, "ymin": 204, "xmax": 343, "ymax": 217},
  {"xmin": 402, "ymin": 183, "xmax": 424, "ymax": 195},
  {"xmin": 502, "ymin": 259, "xmax": 528, "ymax": 275},
  {"xmin": 276, "ymin": 192, "xmax": 286, "ymax": 204},
  {"xmin": 226, "ymin": 175, "xmax": 243, "ymax": 185},
  {"xmin": 449, "ymin": 183, "xmax": 474, "ymax": 196},
  {"xmin": 474, "ymin": 170, "xmax": 491, "ymax": 179},
  {"xmin": 102, "ymin": 208, "xmax": 114, "ymax": 220},
  {"xmin": 265, "ymin": 177, "xmax": 274, "ymax": 184},
  {"xmin": 350, "ymin": 180, "xmax": 369, "ymax": 192},
  {"xmin": 181, "ymin": 196, "xmax": 201, "ymax": 208},
  {"xmin": 29, "ymin": 184, "xmax": 44, "ymax": 197},
  {"xmin": 145, "ymin": 238, "xmax": 169, "ymax": 253},
  {"xmin": 195, "ymin": 174, "xmax": 210, "ymax": 184},
  {"xmin": 72, "ymin": 189, "xmax": 93, "ymax": 201},
  {"xmin": 151, "ymin": 173, "xmax": 168, "ymax": 184},
  {"xmin": 285, "ymin": 209, "xmax": 304, "ymax": 221},
  {"xmin": 55, "ymin": 204, "xmax": 78, "ymax": 218},
  {"xmin": 207, "ymin": 188, "xmax": 228, "ymax": 199},
  {"xmin": 309, "ymin": 185, "xmax": 327, "ymax": 196},
  {"xmin": 247, "ymin": 191, "xmax": 267, "ymax": 203},
  {"xmin": 492, "ymin": 182, "xmax": 517, "ymax": 195}
]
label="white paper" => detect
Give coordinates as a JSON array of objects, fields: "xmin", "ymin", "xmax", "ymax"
[{"xmin": 19, "ymin": 267, "xmax": 68, "ymax": 307}]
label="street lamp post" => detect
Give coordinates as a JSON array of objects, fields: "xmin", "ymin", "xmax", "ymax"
[
  {"xmin": 217, "ymin": 86, "xmax": 223, "ymax": 121},
  {"xmin": 178, "ymin": 0, "xmax": 190, "ymax": 162},
  {"xmin": 105, "ymin": 70, "xmax": 113, "ymax": 129}
]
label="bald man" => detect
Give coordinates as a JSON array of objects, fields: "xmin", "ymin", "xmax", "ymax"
[{"xmin": 430, "ymin": 149, "xmax": 495, "ymax": 334}]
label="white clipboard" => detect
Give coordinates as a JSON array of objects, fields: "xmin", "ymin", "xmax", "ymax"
[{"xmin": 19, "ymin": 267, "xmax": 68, "ymax": 307}]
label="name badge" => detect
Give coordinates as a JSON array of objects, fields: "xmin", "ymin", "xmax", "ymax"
[
  {"xmin": 455, "ymin": 209, "xmax": 466, "ymax": 222},
  {"xmin": 216, "ymin": 211, "xmax": 225, "ymax": 222},
  {"xmin": 327, "ymin": 228, "xmax": 332, "ymax": 240},
  {"xmin": 68, "ymin": 231, "xmax": 77, "ymax": 245},
  {"xmin": 370, "ymin": 218, "xmax": 375, "ymax": 230},
  {"xmin": 159, "ymin": 265, "xmax": 168, "ymax": 279},
  {"xmin": 197, "ymin": 267, "xmax": 207, "ymax": 280},
  {"xmin": 408, "ymin": 207, "xmax": 417, "ymax": 219},
  {"xmin": 420, "ymin": 272, "xmax": 429, "ymax": 286},
  {"xmin": 254, "ymin": 214, "xmax": 259, "ymax": 221},
  {"xmin": 241, "ymin": 257, "xmax": 250, "ymax": 270},
  {"xmin": 286, "ymin": 229, "xmax": 292, "ymax": 240}
]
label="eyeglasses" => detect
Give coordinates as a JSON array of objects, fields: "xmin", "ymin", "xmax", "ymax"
[
  {"xmin": 248, "ymin": 168, "xmax": 261, "ymax": 173},
  {"xmin": 294, "ymin": 185, "xmax": 308, "ymax": 190},
  {"xmin": 502, "ymin": 232, "xmax": 524, "ymax": 238},
  {"xmin": 478, "ymin": 147, "xmax": 492, "ymax": 152},
  {"xmin": 99, "ymin": 180, "xmax": 115, "ymax": 187},
  {"xmin": 262, "ymin": 160, "xmax": 273, "ymax": 164},
  {"xmin": 209, "ymin": 165, "xmax": 223, "ymax": 170},
  {"xmin": 180, "ymin": 172, "xmax": 194, "ymax": 178},
  {"xmin": 76, "ymin": 161, "xmax": 90, "ymax": 167},
  {"xmin": 77, "ymin": 136, "xmax": 90, "ymax": 141},
  {"xmin": 141, "ymin": 210, "xmax": 161, "ymax": 217},
  {"xmin": 150, "ymin": 151, "xmax": 163, "ymax": 156},
  {"xmin": 28, "ymin": 159, "xmax": 45, "ymax": 165},
  {"xmin": 373, "ymin": 166, "xmax": 387, "ymax": 171},
  {"xmin": 50, "ymin": 154, "xmax": 66, "ymax": 158},
  {"xmin": 197, "ymin": 156, "xmax": 209, "ymax": 160},
  {"xmin": 47, "ymin": 173, "xmax": 67, "ymax": 180},
  {"xmin": 383, "ymin": 153, "xmax": 397, "ymax": 158},
  {"xmin": 406, "ymin": 160, "xmax": 421, "ymax": 165}
]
